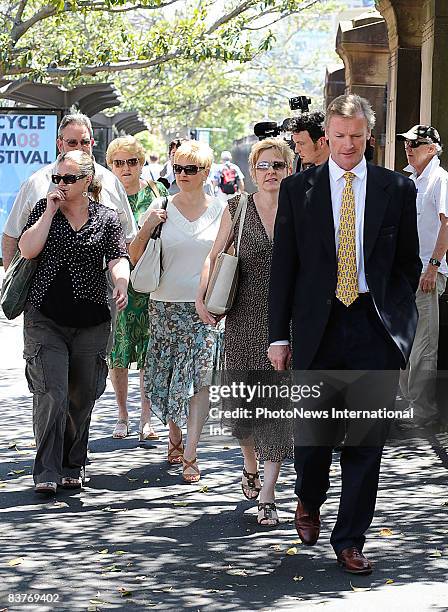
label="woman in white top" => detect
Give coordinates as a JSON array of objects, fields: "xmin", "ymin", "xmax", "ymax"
[{"xmin": 129, "ymin": 140, "xmax": 224, "ymax": 482}]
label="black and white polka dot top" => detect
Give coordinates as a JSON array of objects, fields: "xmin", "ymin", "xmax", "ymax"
[{"xmin": 23, "ymin": 198, "xmax": 128, "ymax": 309}]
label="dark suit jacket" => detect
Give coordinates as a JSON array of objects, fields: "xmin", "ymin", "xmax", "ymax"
[{"xmin": 268, "ymin": 161, "xmax": 422, "ymax": 369}]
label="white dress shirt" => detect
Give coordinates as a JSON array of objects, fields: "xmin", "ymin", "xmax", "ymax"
[
  {"xmin": 271, "ymin": 156, "xmax": 369, "ymax": 346},
  {"xmin": 4, "ymin": 161, "xmax": 137, "ymax": 242},
  {"xmin": 404, "ymin": 156, "xmax": 448, "ymax": 276}
]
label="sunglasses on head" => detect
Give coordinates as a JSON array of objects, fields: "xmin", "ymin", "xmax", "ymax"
[
  {"xmin": 404, "ymin": 139, "xmax": 430, "ymax": 149},
  {"xmin": 255, "ymin": 161, "xmax": 287, "ymax": 171},
  {"xmin": 51, "ymin": 174, "xmax": 87, "ymax": 185},
  {"xmin": 59, "ymin": 137, "xmax": 91, "ymax": 147},
  {"xmin": 173, "ymin": 164, "xmax": 205, "ymax": 175},
  {"xmin": 112, "ymin": 158, "xmax": 139, "ymax": 167}
]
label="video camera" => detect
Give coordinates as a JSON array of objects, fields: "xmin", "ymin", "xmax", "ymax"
[{"xmin": 253, "ymin": 95, "xmax": 312, "ymax": 141}]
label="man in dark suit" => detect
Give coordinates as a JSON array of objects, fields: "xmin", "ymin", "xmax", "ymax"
[{"xmin": 268, "ymin": 94, "xmax": 421, "ymax": 574}]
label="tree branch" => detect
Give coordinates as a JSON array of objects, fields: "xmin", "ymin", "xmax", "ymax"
[
  {"xmin": 206, "ymin": 0, "xmax": 257, "ymax": 34},
  {"xmin": 14, "ymin": 0, "xmax": 28, "ymax": 24},
  {"xmin": 76, "ymin": 0, "xmax": 180, "ymax": 13},
  {"xmin": 11, "ymin": 4, "xmax": 56, "ymax": 42}
]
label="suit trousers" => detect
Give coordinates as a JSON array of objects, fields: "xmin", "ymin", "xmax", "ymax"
[
  {"xmin": 23, "ymin": 303, "xmax": 110, "ymax": 484},
  {"xmin": 293, "ymin": 294, "xmax": 402, "ymax": 555}
]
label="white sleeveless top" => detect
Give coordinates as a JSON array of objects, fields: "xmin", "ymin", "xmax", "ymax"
[{"xmin": 139, "ymin": 196, "xmax": 225, "ymax": 302}]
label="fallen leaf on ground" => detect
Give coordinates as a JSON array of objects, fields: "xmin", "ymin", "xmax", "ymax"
[
  {"xmin": 385, "ymin": 579, "xmax": 394, "ymax": 584},
  {"xmin": 89, "ymin": 599, "xmax": 109, "ymax": 605},
  {"xmin": 199, "ymin": 485, "xmax": 208, "ymax": 493},
  {"xmin": 379, "ymin": 528, "xmax": 393, "ymax": 537},
  {"xmin": 173, "ymin": 501, "xmax": 189, "ymax": 507},
  {"xmin": 143, "ymin": 479, "xmax": 150, "ymax": 484},
  {"xmin": 350, "ymin": 582, "xmax": 371, "ymax": 592},
  {"xmin": 117, "ymin": 587, "xmax": 132, "ymax": 597},
  {"xmin": 98, "ymin": 549, "xmax": 109, "ymax": 554},
  {"xmin": 269, "ymin": 545, "xmax": 282, "ymax": 551},
  {"xmin": 227, "ymin": 568, "xmax": 248, "ymax": 576},
  {"xmin": 115, "ymin": 550, "xmax": 126, "ymax": 555},
  {"xmin": 293, "ymin": 575, "xmax": 304, "ymax": 581},
  {"xmin": 102, "ymin": 506, "xmax": 127, "ymax": 513},
  {"xmin": 162, "ymin": 587, "xmax": 173, "ymax": 592},
  {"xmin": 8, "ymin": 557, "xmax": 24, "ymax": 566},
  {"xmin": 53, "ymin": 501, "xmax": 68, "ymax": 508},
  {"xmin": 286, "ymin": 547, "xmax": 298, "ymax": 556},
  {"xmin": 291, "ymin": 540, "xmax": 301, "ymax": 545},
  {"xmin": 104, "ymin": 564, "xmax": 122, "ymax": 572},
  {"xmin": 7, "ymin": 469, "xmax": 26, "ymax": 475},
  {"xmin": 430, "ymin": 550, "xmax": 442, "ymax": 557},
  {"xmin": 126, "ymin": 477, "xmax": 139, "ymax": 482}
]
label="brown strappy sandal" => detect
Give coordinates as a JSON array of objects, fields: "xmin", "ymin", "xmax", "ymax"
[
  {"xmin": 182, "ymin": 456, "xmax": 200, "ymax": 483},
  {"xmin": 241, "ymin": 467, "xmax": 261, "ymax": 500},
  {"xmin": 167, "ymin": 433, "xmax": 184, "ymax": 464}
]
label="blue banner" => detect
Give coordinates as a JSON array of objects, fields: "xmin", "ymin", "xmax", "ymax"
[{"xmin": 0, "ymin": 112, "xmax": 58, "ymax": 256}]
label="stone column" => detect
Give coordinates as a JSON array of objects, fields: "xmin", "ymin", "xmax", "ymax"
[
  {"xmin": 324, "ymin": 67, "xmax": 346, "ymax": 110},
  {"xmin": 421, "ymin": 0, "xmax": 448, "ymax": 166},
  {"xmin": 336, "ymin": 10, "xmax": 389, "ymax": 166},
  {"xmin": 377, "ymin": 0, "xmax": 424, "ymax": 171}
]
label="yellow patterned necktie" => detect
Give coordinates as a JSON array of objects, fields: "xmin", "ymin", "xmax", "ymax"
[{"xmin": 336, "ymin": 171, "xmax": 358, "ymax": 306}]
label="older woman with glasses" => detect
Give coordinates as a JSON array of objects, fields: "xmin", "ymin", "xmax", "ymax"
[
  {"xmin": 196, "ymin": 138, "xmax": 294, "ymax": 525},
  {"xmin": 129, "ymin": 140, "xmax": 224, "ymax": 482},
  {"xmin": 19, "ymin": 150, "xmax": 129, "ymax": 495},
  {"xmin": 106, "ymin": 135, "xmax": 169, "ymax": 441}
]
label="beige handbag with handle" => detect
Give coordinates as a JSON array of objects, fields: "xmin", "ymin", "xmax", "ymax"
[{"xmin": 204, "ymin": 193, "xmax": 248, "ymax": 315}]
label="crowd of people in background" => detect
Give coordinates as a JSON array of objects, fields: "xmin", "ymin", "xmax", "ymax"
[{"xmin": 2, "ymin": 92, "xmax": 448, "ymax": 575}]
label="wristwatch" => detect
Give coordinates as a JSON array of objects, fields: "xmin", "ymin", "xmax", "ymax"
[{"xmin": 429, "ymin": 257, "xmax": 441, "ymax": 267}]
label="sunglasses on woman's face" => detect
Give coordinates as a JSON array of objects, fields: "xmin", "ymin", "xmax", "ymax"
[
  {"xmin": 255, "ymin": 161, "xmax": 287, "ymax": 171},
  {"xmin": 173, "ymin": 164, "xmax": 205, "ymax": 175},
  {"xmin": 51, "ymin": 174, "xmax": 87, "ymax": 184},
  {"xmin": 112, "ymin": 158, "xmax": 139, "ymax": 167},
  {"xmin": 404, "ymin": 140, "xmax": 429, "ymax": 149}
]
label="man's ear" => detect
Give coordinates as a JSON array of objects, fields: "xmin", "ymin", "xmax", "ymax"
[{"xmin": 56, "ymin": 138, "xmax": 63, "ymax": 154}]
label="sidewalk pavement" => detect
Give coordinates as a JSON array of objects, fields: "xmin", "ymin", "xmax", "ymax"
[{"xmin": 0, "ymin": 281, "xmax": 447, "ymax": 611}]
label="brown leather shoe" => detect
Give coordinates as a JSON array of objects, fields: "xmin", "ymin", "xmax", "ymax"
[
  {"xmin": 294, "ymin": 499, "xmax": 320, "ymax": 546},
  {"xmin": 337, "ymin": 547, "xmax": 372, "ymax": 574}
]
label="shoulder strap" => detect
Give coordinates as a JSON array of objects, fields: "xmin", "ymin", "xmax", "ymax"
[
  {"xmin": 145, "ymin": 179, "xmax": 160, "ymax": 199},
  {"xmin": 150, "ymin": 196, "xmax": 169, "ymax": 240},
  {"xmin": 222, "ymin": 193, "xmax": 248, "ymax": 254}
]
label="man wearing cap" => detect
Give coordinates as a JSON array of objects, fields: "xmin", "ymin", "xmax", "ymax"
[{"xmin": 396, "ymin": 124, "xmax": 448, "ymax": 429}]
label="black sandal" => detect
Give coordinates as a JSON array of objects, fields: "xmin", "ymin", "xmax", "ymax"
[
  {"xmin": 257, "ymin": 502, "xmax": 279, "ymax": 525},
  {"xmin": 241, "ymin": 467, "xmax": 261, "ymax": 500}
]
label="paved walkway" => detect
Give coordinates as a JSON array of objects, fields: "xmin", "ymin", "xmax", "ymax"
[{"xmin": 0, "ymin": 282, "xmax": 447, "ymax": 611}]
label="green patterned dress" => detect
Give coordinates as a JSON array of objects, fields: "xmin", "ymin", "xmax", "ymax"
[{"xmin": 109, "ymin": 181, "xmax": 169, "ymax": 369}]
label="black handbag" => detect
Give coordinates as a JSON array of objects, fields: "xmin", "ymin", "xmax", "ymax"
[{"xmin": 1, "ymin": 250, "xmax": 39, "ymax": 319}]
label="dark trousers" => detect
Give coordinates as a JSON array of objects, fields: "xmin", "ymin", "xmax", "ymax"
[
  {"xmin": 294, "ymin": 294, "xmax": 402, "ymax": 555},
  {"xmin": 23, "ymin": 304, "xmax": 110, "ymax": 484}
]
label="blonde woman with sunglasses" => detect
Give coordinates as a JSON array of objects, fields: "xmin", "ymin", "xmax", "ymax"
[
  {"xmin": 106, "ymin": 136, "xmax": 169, "ymax": 441},
  {"xmin": 129, "ymin": 140, "xmax": 224, "ymax": 482},
  {"xmin": 196, "ymin": 138, "xmax": 295, "ymax": 525}
]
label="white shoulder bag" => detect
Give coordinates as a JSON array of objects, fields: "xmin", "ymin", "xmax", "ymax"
[
  {"xmin": 130, "ymin": 196, "xmax": 168, "ymax": 293},
  {"xmin": 204, "ymin": 193, "xmax": 248, "ymax": 315}
]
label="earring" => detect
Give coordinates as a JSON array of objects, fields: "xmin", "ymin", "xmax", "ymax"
[{"xmin": 82, "ymin": 191, "xmax": 88, "ymax": 197}]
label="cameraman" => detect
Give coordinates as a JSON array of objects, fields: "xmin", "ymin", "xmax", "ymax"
[{"xmin": 290, "ymin": 112, "xmax": 329, "ymax": 170}]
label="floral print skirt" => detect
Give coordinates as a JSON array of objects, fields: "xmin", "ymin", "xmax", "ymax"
[{"xmin": 144, "ymin": 300, "xmax": 223, "ymax": 426}]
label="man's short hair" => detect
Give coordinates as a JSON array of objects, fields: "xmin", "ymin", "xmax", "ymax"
[
  {"xmin": 290, "ymin": 112, "xmax": 325, "ymax": 143},
  {"xmin": 58, "ymin": 113, "xmax": 93, "ymax": 138},
  {"xmin": 325, "ymin": 94, "xmax": 376, "ymax": 131}
]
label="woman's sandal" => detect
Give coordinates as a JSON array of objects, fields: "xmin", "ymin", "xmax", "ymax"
[
  {"xmin": 35, "ymin": 482, "xmax": 57, "ymax": 495},
  {"xmin": 139, "ymin": 422, "xmax": 159, "ymax": 441},
  {"xmin": 112, "ymin": 419, "xmax": 129, "ymax": 439},
  {"xmin": 167, "ymin": 433, "xmax": 184, "ymax": 464},
  {"xmin": 182, "ymin": 456, "xmax": 201, "ymax": 483},
  {"xmin": 257, "ymin": 502, "xmax": 279, "ymax": 526},
  {"xmin": 60, "ymin": 477, "xmax": 82, "ymax": 489},
  {"xmin": 241, "ymin": 467, "xmax": 261, "ymax": 500}
]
